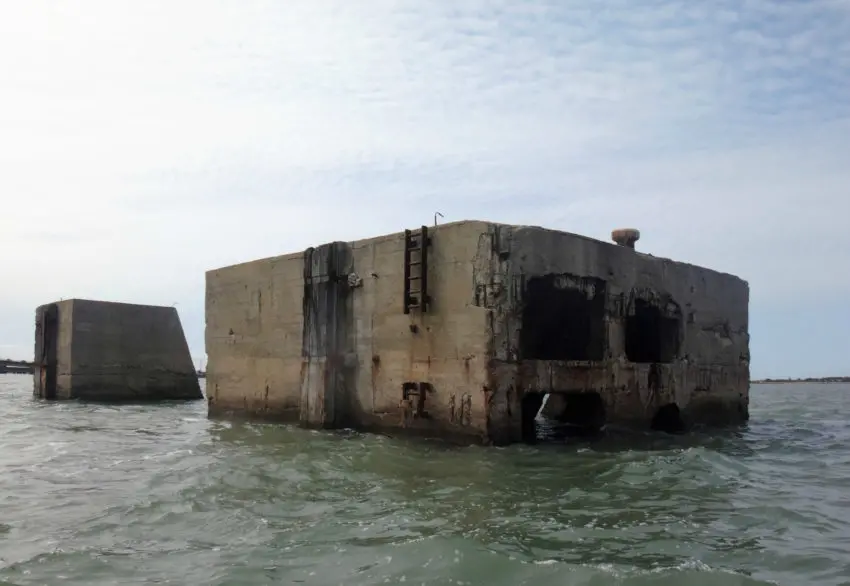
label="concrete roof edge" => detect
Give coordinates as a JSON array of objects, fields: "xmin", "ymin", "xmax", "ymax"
[
  {"xmin": 489, "ymin": 222, "xmax": 748, "ymax": 285},
  {"xmin": 41, "ymin": 298, "xmax": 180, "ymax": 310},
  {"xmin": 205, "ymin": 250, "xmax": 304, "ymax": 275},
  {"xmin": 204, "ymin": 218, "xmax": 748, "ymax": 285}
]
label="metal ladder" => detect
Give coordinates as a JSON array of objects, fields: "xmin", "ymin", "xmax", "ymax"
[{"xmin": 403, "ymin": 225, "xmax": 431, "ymax": 313}]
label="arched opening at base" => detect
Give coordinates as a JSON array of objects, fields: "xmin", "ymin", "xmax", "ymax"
[
  {"xmin": 555, "ymin": 392, "xmax": 606, "ymax": 432},
  {"xmin": 651, "ymin": 403, "xmax": 686, "ymax": 434},
  {"xmin": 526, "ymin": 391, "xmax": 607, "ymax": 442}
]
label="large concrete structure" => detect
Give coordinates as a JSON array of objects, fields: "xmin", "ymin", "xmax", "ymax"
[
  {"xmin": 205, "ymin": 221, "xmax": 749, "ymax": 445},
  {"xmin": 33, "ymin": 299, "xmax": 203, "ymax": 401}
]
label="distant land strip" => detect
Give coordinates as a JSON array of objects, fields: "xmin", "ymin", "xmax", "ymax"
[
  {"xmin": 0, "ymin": 358, "xmax": 206, "ymax": 378},
  {"xmin": 752, "ymin": 377, "xmax": 850, "ymax": 384},
  {"xmin": 0, "ymin": 359, "xmax": 34, "ymax": 374}
]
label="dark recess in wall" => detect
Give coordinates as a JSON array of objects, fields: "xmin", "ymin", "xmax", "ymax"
[
  {"xmin": 651, "ymin": 403, "xmax": 686, "ymax": 434},
  {"xmin": 625, "ymin": 298, "xmax": 680, "ymax": 363},
  {"xmin": 519, "ymin": 274, "xmax": 607, "ymax": 361},
  {"xmin": 523, "ymin": 391, "xmax": 607, "ymax": 442},
  {"xmin": 554, "ymin": 391, "xmax": 607, "ymax": 432}
]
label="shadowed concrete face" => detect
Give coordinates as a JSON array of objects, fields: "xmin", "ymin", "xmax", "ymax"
[
  {"xmin": 33, "ymin": 299, "xmax": 202, "ymax": 402},
  {"xmin": 205, "ymin": 220, "xmax": 749, "ymax": 445},
  {"xmin": 483, "ymin": 222, "xmax": 749, "ymax": 444}
]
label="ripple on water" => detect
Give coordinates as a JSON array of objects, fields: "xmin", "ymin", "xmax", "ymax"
[{"xmin": 1, "ymin": 378, "xmax": 850, "ymax": 585}]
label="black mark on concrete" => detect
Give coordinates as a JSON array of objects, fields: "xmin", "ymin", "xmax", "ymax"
[{"xmin": 301, "ymin": 242, "xmax": 355, "ymax": 427}]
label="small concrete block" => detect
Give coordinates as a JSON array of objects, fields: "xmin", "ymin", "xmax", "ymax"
[{"xmin": 33, "ymin": 299, "xmax": 202, "ymax": 401}]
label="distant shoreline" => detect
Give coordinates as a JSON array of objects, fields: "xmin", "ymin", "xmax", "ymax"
[
  {"xmin": 752, "ymin": 377, "xmax": 850, "ymax": 384},
  {"xmin": 0, "ymin": 358, "xmax": 206, "ymax": 378}
]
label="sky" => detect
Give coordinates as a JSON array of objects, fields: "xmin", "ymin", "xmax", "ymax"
[{"xmin": 0, "ymin": 0, "xmax": 848, "ymax": 378}]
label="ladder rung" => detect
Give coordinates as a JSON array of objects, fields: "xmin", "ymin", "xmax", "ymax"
[
  {"xmin": 408, "ymin": 275, "xmax": 421, "ymax": 280},
  {"xmin": 409, "ymin": 260, "xmax": 421, "ymax": 266}
]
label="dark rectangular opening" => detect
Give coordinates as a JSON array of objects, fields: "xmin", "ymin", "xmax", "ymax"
[
  {"xmin": 624, "ymin": 298, "xmax": 680, "ymax": 363},
  {"xmin": 519, "ymin": 274, "xmax": 607, "ymax": 361}
]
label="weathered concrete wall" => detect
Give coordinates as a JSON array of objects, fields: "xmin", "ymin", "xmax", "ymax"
[
  {"xmin": 206, "ymin": 220, "xmax": 749, "ymax": 445},
  {"xmin": 206, "ymin": 221, "xmax": 492, "ymax": 442},
  {"xmin": 473, "ymin": 224, "xmax": 749, "ymax": 444},
  {"xmin": 33, "ymin": 299, "xmax": 202, "ymax": 401},
  {"xmin": 348, "ymin": 222, "xmax": 491, "ymax": 440},
  {"xmin": 205, "ymin": 251, "xmax": 306, "ymax": 420}
]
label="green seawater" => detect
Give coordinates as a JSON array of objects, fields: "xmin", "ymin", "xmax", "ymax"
[{"xmin": 1, "ymin": 376, "xmax": 848, "ymax": 585}]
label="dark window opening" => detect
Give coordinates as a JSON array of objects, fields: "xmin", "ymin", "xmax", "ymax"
[
  {"xmin": 625, "ymin": 299, "xmax": 680, "ymax": 363},
  {"xmin": 650, "ymin": 403, "xmax": 686, "ymax": 434},
  {"xmin": 520, "ymin": 275, "xmax": 607, "ymax": 361},
  {"xmin": 523, "ymin": 391, "xmax": 606, "ymax": 443}
]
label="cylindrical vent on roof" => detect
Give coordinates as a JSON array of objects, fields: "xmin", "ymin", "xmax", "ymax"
[{"xmin": 611, "ymin": 228, "xmax": 640, "ymax": 250}]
